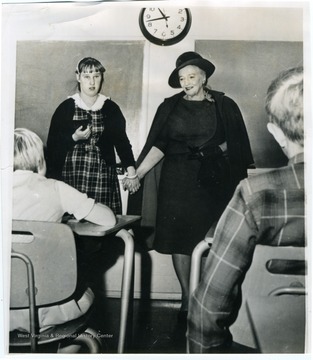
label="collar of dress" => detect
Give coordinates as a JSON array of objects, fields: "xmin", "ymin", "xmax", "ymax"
[{"xmin": 68, "ymin": 93, "xmax": 109, "ymax": 111}]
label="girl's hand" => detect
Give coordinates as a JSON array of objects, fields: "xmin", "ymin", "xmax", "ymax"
[
  {"xmin": 72, "ymin": 125, "xmax": 91, "ymax": 141},
  {"xmin": 122, "ymin": 177, "xmax": 141, "ymax": 195}
]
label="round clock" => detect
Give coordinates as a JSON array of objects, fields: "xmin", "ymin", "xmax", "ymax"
[{"xmin": 139, "ymin": 7, "xmax": 192, "ymax": 46}]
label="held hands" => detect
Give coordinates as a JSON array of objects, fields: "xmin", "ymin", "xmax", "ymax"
[
  {"xmin": 122, "ymin": 174, "xmax": 141, "ymax": 195},
  {"xmin": 72, "ymin": 125, "xmax": 92, "ymax": 142}
]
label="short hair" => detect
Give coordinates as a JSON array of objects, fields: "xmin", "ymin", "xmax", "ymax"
[
  {"xmin": 265, "ymin": 66, "xmax": 304, "ymax": 146},
  {"xmin": 76, "ymin": 57, "xmax": 105, "ymax": 92},
  {"xmin": 14, "ymin": 128, "xmax": 45, "ymax": 172},
  {"xmin": 76, "ymin": 57, "xmax": 106, "ymax": 75}
]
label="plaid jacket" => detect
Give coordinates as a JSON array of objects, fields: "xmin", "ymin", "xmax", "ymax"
[{"xmin": 187, "ymin": 152, "xmax": 305, "ymax": 353}]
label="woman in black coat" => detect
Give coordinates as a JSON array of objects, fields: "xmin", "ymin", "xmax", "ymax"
[{"xmin": 126, "ymin": 52, "xmax": 254, "ymax": 316}]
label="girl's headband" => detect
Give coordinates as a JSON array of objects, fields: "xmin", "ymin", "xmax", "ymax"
[{"xmin": 76, "ymin": 58, "xmax": 106, "ymax": 74}]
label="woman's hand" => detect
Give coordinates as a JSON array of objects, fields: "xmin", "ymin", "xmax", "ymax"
[
  {"xmin": 122, "ymin": 176, "xmax": 141, "ymax": 195},
  {"xmin": 72, "ymin": 125, "xmax": 91, "ymax": 142},
  {"xmin": 123, "ymin": 166, "xmax": 141, "ymax": 194}
]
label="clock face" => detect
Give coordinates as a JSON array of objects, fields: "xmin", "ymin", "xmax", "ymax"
[{"xmin": 139, "ymin": 8, "xmax": 192, "ymax": 46}]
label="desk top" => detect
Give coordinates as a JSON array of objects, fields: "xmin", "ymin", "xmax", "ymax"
[{"xmin": 67, "ymin": 214, "xmax": 141, "ymax": 237}]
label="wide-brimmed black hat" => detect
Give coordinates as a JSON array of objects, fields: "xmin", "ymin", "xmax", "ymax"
[{"xmin": 168, "ymin": 51, "xmax": 215, "ymax": 88}]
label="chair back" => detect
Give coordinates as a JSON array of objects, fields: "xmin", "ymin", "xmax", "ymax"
[
  {"xmin": 231, "ymin": 244, "xmax": 306, "ymax": 352},
  {"xmin": 11, "ymin": 220, "xmax": 77, "ymax": 308},
  {"xmin": 241, "ymin": 245, "xmax": 306, "ymax": 297}
]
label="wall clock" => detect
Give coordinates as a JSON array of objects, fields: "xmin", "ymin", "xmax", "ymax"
[{"xmin": 139, "ymin": 8, "xmax": 192, "ymax": 46}]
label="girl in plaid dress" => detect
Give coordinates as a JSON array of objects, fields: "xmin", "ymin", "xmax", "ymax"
[{"xmin": 47, "ymin": 57, "xmax": 140, "ymax": 214}]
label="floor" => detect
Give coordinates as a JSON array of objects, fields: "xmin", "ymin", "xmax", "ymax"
[
  {"xmin": 9, "ymin": 293, "xmax": 261, "ymax": 354},
  {"xmin": 80, "ymin": 294, "xmax": 258, "ymax": 354},
  {"xmin": 9, "ymin": 297, "xmax": 187, "ymax": 354},
  {"xmin": 89, "ymin": 296, "xmax": 187, "ymax": 353}
]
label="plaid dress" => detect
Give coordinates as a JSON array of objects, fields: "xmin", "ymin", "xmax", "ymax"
[{"xmin": 62, "ymin": 99, "xmax": 122, "ymax": 214}]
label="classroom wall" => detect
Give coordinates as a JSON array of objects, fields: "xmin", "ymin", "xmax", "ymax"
[
  {"xmin": 2, "ymin": 1, "xmax": 306, "ymax": 299},
  {"xmin": 3, "ymin": 2, "xmax": 305, "ymax": 166},
  {"xmin": 15, "ymin": 40, "xmax": 144, "ymax": 159},
  {"xmin": 14, "ymin": 39, "xmax": 302, "ymax": 167}
]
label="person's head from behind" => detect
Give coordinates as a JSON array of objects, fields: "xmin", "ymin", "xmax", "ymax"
[
  {"xmin": 265, "ymin": 66, "xmax": 303, "ymax": 158},
  {"xmin": 75, "ymin": 57, "xmax": 106, "ymax": 96},
  {"xmin": 14, "ymin": 128, "xmax": 46, "ymax": 176}
]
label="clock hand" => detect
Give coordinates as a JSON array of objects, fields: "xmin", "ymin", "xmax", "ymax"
[
  {"xmin": 146, "ymin": 16, "xmax": 170, "ymax": 22},
  {"xmin": 158, "ymin": 8, "xmax": 167, "ymax": 18},
  {"xmin": 158, "ymin": 8, "xmax": 169, "ymax": 28}
]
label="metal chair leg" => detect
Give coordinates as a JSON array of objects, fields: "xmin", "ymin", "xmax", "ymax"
[
  {"xmin": 71, "ymin": 331, "xmax": 102, "ymax": 353},
  {"xmin": 11, "ymin": 252, "xmax": 37, "ymax": 352},
  {"xmin": 187, "ymin": 237, "xmax": 212, "ymax": 353},
  {"xmin": 189, "ymin": 238, "xmax": 212, "ymax": 298},
  {"xmin": 115, "ymin": 229, "xmax": 135, "ymax": 353}
]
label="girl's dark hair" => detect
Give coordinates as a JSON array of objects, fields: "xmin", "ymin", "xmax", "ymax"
[{"xmin": 76, "ymin": 57, "xmax": 106, "ymax": 74}]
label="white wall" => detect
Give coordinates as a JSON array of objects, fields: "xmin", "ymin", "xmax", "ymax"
[{"xmin": 1, "ymin": 1, "xmax": 308, "ymax": 300}]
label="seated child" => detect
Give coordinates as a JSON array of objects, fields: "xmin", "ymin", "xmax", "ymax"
[{"xmin": 11, "ymin": 128, "xmax": 117, "ymax": 332}]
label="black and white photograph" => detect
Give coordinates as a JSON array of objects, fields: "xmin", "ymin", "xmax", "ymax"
[{"xmin": 0, "ymin": 0, "xmax": 312, "ymax": 359}]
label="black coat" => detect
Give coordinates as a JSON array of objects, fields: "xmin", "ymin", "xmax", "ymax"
[{"xmin": 128, "ymin": 90, "xmax": 254, "ymax": 248}]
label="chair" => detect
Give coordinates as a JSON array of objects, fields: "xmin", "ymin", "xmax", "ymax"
[
  {"xmin": 189, "ymin": 238, "xmax": 307, "ymax": 353},
  {"xmin": 10, "ymin": 220, "xmax": 102, "ymax": 353},
  {"xmin": 235, "ymin": 245, "xmax": 306, "ymax": 353}
]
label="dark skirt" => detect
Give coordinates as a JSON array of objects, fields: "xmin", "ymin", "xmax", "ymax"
[{"xmin": 153, "ymin": 153, "xmax": 230, "ymax": 255}]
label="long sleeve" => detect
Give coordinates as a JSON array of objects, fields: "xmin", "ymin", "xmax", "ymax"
[
  {"xmin": 97, "ymin": 100, "xmax": 135, "ymax": 168},
  {"xmin": 107, "ymin": 101, "xmax": 136, "ymax": 168},
  {"xmin": 187, "ymin": 159, "xmax": 305, "ymax": 353},
  {"xmin": 46, "ymin": 99, "xmax": 76, "ymax": 180},
  {"xmin": 187, "ymin": 184, "xmax": 259, "ymax": 353}
]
